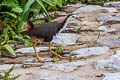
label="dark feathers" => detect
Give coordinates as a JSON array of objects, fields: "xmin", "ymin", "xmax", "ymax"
[{"xmin": 22, "ymin": 14, "xmax": 72, "ymax": 42}]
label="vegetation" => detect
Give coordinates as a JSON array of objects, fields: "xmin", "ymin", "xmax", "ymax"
[
  {"xmin": 0, "ymin": 65, "xmax": 20, "ymax": 80},
  {"xmin": 0, "ymin": 0, "xmax": 118, "ymax": 56}
]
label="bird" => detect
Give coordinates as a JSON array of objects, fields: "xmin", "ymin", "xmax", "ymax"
[{"xmin": 22, "ymin": 14, "xmax": 77, "ymax": 63}]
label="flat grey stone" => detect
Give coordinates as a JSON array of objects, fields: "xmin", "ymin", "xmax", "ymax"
[
  {"xmin": 102, "ymin": 7, "xmax": 118, "ymax": 13},
  {"xmin": 70, "ymin": 46, "xmax": 109, "ymax": 58},
  {"xmin": 97, "ymin": 16, "xmax": 120, "ymax": 25},
  {"xmin": 73, "ymin": 5, "xmax": 102, "ymax": 13},
  {"xmin": 115, "ymin": 13, "xmax": 120, "ymax": 18},
  {"xmin": 23, "ymin": 57, "xmax": 55, "ymax": 66},
  {"xmin": 66, "ymin": 2, "xmax": 86, "ymax": 8},
  {"xmin": 33, "ymin": 72, "xmax": 85, "ymax": 80},
  {"xmin": 103, "ymin": 73, "xmax": 120, "ymax": 80},
  {"xmin": 22, "ymin": 63, "xmax": 43, "ymax": 67},
  {"xmin": 96, "ymin": 38, "xmax": 120, "ymax": 47},
  {"xmin": 15, "ymin": 47, "xmax": 54, "ymax": 54},
  {"xmin": 104, "ymin": 1, "xmax": 120, "ymax": 7},
  {"xmin": 0, "ymin": 64, "xmax": 21, "ymax": 71},
  {"xmin": 94, "ymin": 50, "xmax": 120, "ymax": 71},
  {"xmin": 0, "ymin": 58, "xmax": 4, "ymax": 62},
  {"xmin": 73, "ymin": 5, "xmax": 117, "ymax": 14},
  {"xmin": 24, "ymin": 57, "xmax": 53, "ymax": 62},
  {"xmin": 41, "ymin": 60, "xmax": 88, "ymax": 72},
  {"xmin": 97, "ymin": 26, "xmax": 116, "ymax": 34},
  {"xmin": 115, "ymin": 50, "xmax": 120, "ymax": 54},
  {"xmin": 52, "ymin": 33, "xmax": 79, "ymax": 46}
]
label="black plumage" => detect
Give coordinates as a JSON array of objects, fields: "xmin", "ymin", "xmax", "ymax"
[
  {"xmin": 22, "ymin": 14, "xmax": 74, "ymax": 63},
  {"xmin": 22, "ymin": 14, "xmax": 71, "ymax": 42}
]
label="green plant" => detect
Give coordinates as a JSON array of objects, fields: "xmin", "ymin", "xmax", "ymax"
[
  {"xmin": 0, "ymin": 0, "xmax": 63, "ymax": 56},
  {"xmin": 0, "ymin": 65, "xmax": 21, "ymax": 80},
  {"xmin": 53, "ymin": 57, "xmax": 58, "ymax": 63},
  {"xmin": 81, "ymin": 0, "xmax": 109, "ymax": 4},
  {"xmin": 17, "ymin": 0, "xmax": 64, "ymax": 33},
  {"xmin": 1, "ymin": 0, "xmax": 109, "ymax": 57},
  {"xmin": 77, "ymin": 28, "xmax": 81, "ymax": 33},
  {"xmin": 55, "ymin": 46, "xmax": 64, "ymax": 54},
  {"xmin": 63, "ymin": 0, "xmax": 79, "ymax": 5}
]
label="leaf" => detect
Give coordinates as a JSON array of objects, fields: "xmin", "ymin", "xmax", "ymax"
[
  {"xmin": 30, "ymin": 2, "xmax": 41, "ymax": 18},
  {"xmin": 104, "ymin": 0, "xmax": 108, "ymax": 3},
  {"xmin": 7, "ymin": 40, "xmax": 17, "ymax": 44},
  {"xmin": 9, "ymin": 75, "xmax": 21, "ymax": 80},
  {"xmin": 20, "ymin": 0, "xmax": 27, "ymax": 8},
  {"xmin": 24, "ymin": 39, "xmax": 33, "ymax": 46},
  {"xmin": 2, "ymin": 65, "xmax": 15, "ymax": 80},
  {"xmin": 3, "ymin": 44, "xmax": 16, "ymax": 56},
  {"xmin": 0, "ymin": 12, "xmax": 17, "ymax": 18},
  {"xmin": 36, "ymin": 0, "xmax": 51, "ymax": 22},
  {"xmin": 41, "ymin": 0, "xmax": 56, "ymax": 7},
  {"xmin": 12, "ymin": 7, "xmax": 23, "ymax": 13},
  {"xmin": 18, "ymin": 0, "xmax": 35, "ymax": 33},
  {"xmin": 56, "ymin": 0, "xmax": 63, "ymax": 7}
]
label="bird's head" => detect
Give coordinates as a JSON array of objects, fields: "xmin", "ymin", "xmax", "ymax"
[
  {"xmin": 66, "ymin": 14, "xmax": 78, "ymax": 22},
  {"xmin": 70, "ymin": 14, "xmax": 77, "ymax": 18}
]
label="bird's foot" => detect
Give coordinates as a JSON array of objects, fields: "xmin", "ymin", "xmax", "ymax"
[
  {"xmin": 61, "ymin": 57, "xmax": 71, "ymax": 60},
  {"xmin": 38, "ymin": 59, "xmax": 45, "ymax": 63},
  {"xmin": 60, "ymin": 57, "xmax": 66, "ymax": 59},
  {"xmin": 36, "ymin": 55, "xmax": 45, "ymax": 63}
]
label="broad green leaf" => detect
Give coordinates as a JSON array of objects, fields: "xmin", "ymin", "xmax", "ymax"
[
  {"xmin": 24, "ymin": 39, "xmax": 33, "ymax": 46},
  {"xmin": 9, "ymin": 75, "xmax": 21, "ymax": 80},
  {"xmin": 104, "ymin": 0, "xmax": 108, "ymax": 3},
  {"xmin": 18, "ymin": 0, "xmax": 35, "ymax": 33},
  {"xmin": 12, "ymin": 7, "xmax": 23, "ymax": 13},
  {"xmin": 2, "ymin": 65, "xmax": 15, "ymax": 80},
  {"xmin": 41, "ymin": 0, "xmax": 56, "ymax": 7},
  {"xmin": 0, "ymin": 12, "xmax": 17, "ymax": 18},
  {"xmin": 20, "ymin": 0, "xmax": 27, "ymax": 8},
  {"xmin": 56, "ymin": 0, "xmax": 63, "ymax": 7},
  {"xmin": 7, "ymin": 40, "xmax": 17, "ymax": 44},
  {"xmin": 30, "ymin": 1, "xmax": 41, "ymax": 18},
  {"xmin": 3, "ymin": 44, "xmax": 16, "ymax": 56},
  {"xmin": 36, "ymin": 0, "xmax": 51, "ymax": 22}
]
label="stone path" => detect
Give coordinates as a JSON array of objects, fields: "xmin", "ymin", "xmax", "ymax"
[{"xmin": 1, "ymin": 1, "xmax": 120, "ymax": 80}]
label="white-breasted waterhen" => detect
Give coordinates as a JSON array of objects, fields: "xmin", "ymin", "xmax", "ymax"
[{"xmin": 22, "ymin": 14, "xmax": 77, "ymax": 63}]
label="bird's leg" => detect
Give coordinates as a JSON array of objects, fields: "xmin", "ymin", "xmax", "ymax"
[
  {"xmin": 33, "ymin": 40, "xmax": 45, "ymax": 63},
  {"xmin": 48, "ymin": 42, "xmax": 65, "ymax": 59}
]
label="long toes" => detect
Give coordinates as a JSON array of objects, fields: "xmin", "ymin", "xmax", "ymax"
[
  {"xmin": 61, "ymin": 57, "xmax": 69, "ymax": 60},
  {"xmin": 39, "ymin": 60, "xmax": 45, "ymax": 63}
]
